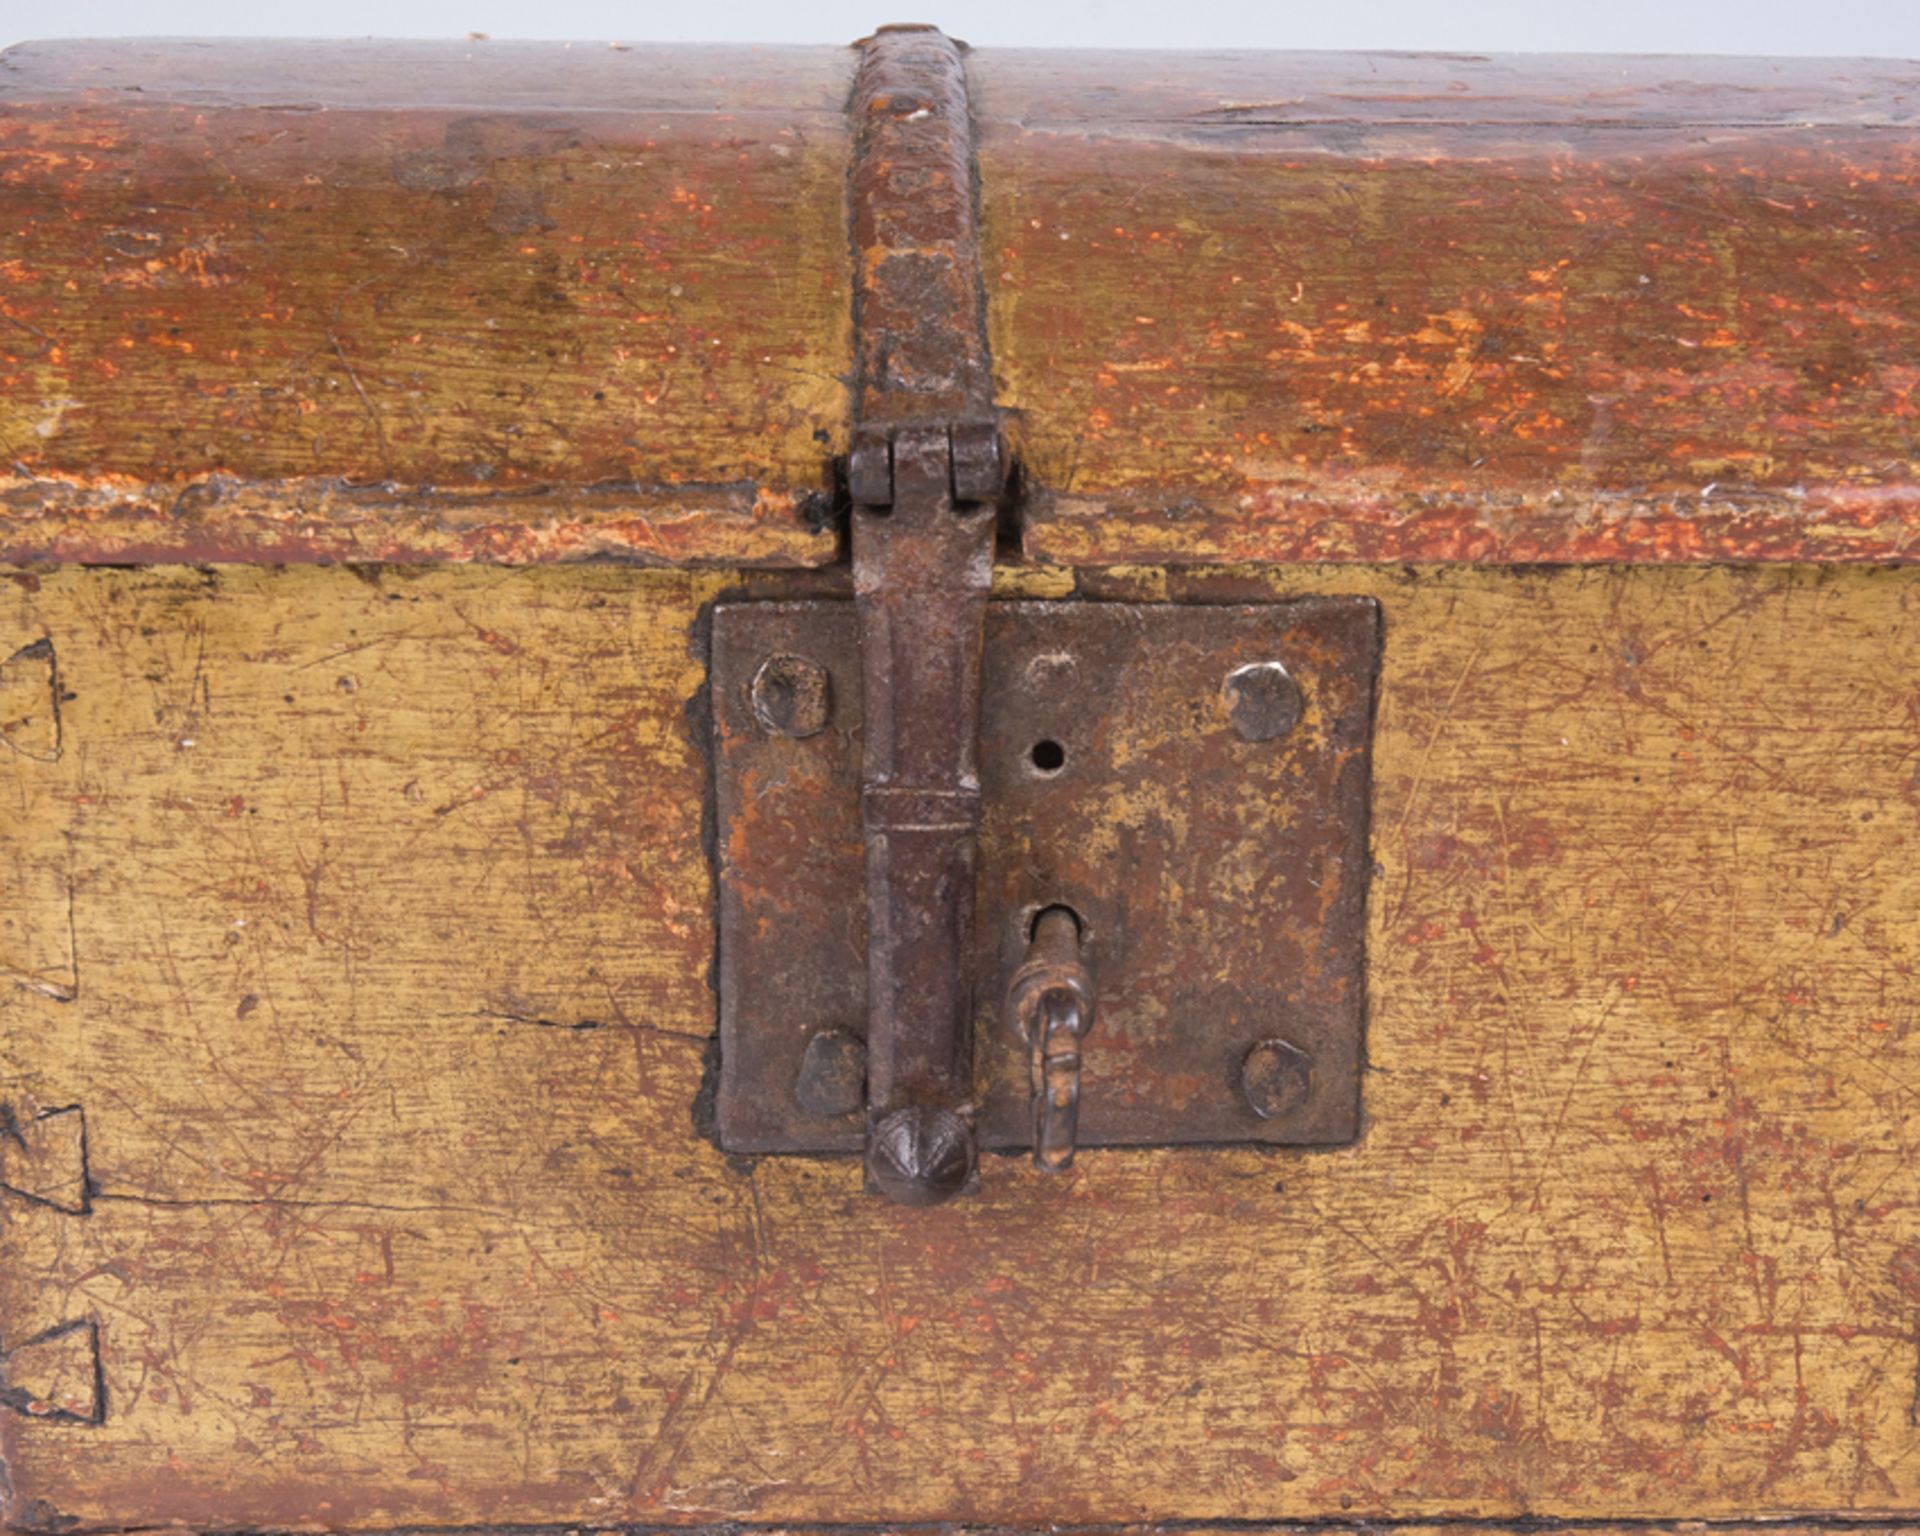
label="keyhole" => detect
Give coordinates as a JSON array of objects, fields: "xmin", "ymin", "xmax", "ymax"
[{"xmin": 1029, "ymin": 738, "xmax": 1066, "ymax": 774}]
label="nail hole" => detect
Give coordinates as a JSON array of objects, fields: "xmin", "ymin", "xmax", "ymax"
[{"xmin": 1029, "ymin": 738, "xmax": 1065, "ymax": 773}]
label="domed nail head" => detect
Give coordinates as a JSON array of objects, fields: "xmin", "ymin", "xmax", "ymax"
[
  {"xmin": 1241, "ymin": 1036, "xmax": 1313, "ymax": 1119},
  {"xmin": 865, "ymin": 1105, "xmax": 977, "ymax": 1207},
  {"xmin": 750, "ymin": 652, "xmax": 831, "ymax": 738},
  {"xmin": 1223, "ymin": 659, "xmax": 1303, "ymax": 743}
]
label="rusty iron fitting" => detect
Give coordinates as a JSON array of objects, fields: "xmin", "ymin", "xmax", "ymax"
[{"xmin": 1007, "ymin": 906, "xmax": 1095, "ymax": 1173}]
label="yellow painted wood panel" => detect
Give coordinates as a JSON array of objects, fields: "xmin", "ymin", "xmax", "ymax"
[{"xmin": 4, "ymin": 563, "xmax": 1920, "ymax": 1526}]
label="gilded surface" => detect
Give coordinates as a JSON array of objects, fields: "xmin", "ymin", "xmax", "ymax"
[{"xmin": 5, "ymin": 563, "xmax": 1920, "ymax": 1525}]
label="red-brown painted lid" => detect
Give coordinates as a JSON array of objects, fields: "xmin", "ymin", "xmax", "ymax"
[
  {"xmin": 975, "ymin": 50, "xmax": 1920, "ymax": 564},
  {"xmin": 6, "ymin": 40, "xmax": 1920, "ymax": 565},
  {"xmin": 0, "ymin": 39, "xmax": 854, "ymax": 565}
]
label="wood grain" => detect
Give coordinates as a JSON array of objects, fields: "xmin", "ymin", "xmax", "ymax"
[
  {"xmin": 11, "ymin": 45, "xmax": 1920, "ymax": 567},
  {"xmin": 0, "ymin": 41, "xmax": 852, "ymax": 565},
  {"xmin": 6, "ymin": 562, "xmax": 1920, "ymax": 1526},
  {"xmin": 971, "ymin": 52, "xmax": 1920, "ymax": 564}
]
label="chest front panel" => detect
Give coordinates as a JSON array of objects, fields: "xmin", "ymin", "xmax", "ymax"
[{"xmin": 5, "ymin": 562, "xmax": 1919, "ymax": 1525}]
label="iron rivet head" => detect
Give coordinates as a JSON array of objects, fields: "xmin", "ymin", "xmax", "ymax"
[
  {"xmin": 1241, "ymin": 1037, "xmax": 1313, "ymax": 1120},
  {"xmin": 794, "ymin": 1028, "xmax": 867, "ymax": 1118},
  {"xmin": 750, "ymin": 653, "xmax": 831, "ymax": 739},
  {"xmin": 1223, "ymin": 660, "xmax": 1303, "ymax": 743},
  {"xmin": 1024, "ymin": 650, "xmax": 1079, "ymax": 694},
  {"xmin": 865, "ymin": 1106, "xmax": 976, "ymax": 1207}
]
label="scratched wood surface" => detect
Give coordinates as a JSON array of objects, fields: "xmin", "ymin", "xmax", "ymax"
[
  {"xmin": 8, "ymin": 45, "xmax": 1920, "ymax": 570},
  {"xmin": 5, "ymin": 561, "xmax": 1920, "ymax": 1527},
  {"xmin": 0, "ymin": 41, "xmax": 850, "ymax": 565},
  {"xmin": 972, "ymin": 52, "xmax": 1920, "ymax": 564}
]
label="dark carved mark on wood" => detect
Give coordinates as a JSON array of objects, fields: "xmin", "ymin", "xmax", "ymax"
[
  {"xmin": 0, "ymin": 636, "xmax": 61, "ymax": 763},
  {"xmin": 0, "ymin": 1319, "xmax": 104, "ymax": 1424},
  {"xmin": 0, "ymin": 1102, "xmax": 90, "ymax": 1214}
]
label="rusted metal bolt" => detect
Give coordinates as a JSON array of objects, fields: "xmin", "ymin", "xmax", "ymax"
[
  {"xmin": 865, "ymin": 1105, "xmax": 976, "ymax": 1207},
  {"xmin": 1240, "ymin": 1037, "xmax": 1313, "ymax": 1119},
  {"xmin": 1223, "ymin": 660, "xmax": 1303, "ymax": 743},
  {"xmin": 793, "ymin": 1027, "xmax": 866, "ymax": 1118},
  {"xmin": 750, "ymin": 653, "xmax": 830, "ymax": 738}
]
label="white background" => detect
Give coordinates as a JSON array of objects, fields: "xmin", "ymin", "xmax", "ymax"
[{"xmin": 6, "ymin": 0, "xmax": 1920, "ymax": 56}]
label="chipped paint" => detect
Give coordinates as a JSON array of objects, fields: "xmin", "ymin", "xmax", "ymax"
[
  {"xmin": 975, "ymin": 52, "xmax": 1920, "ymax": 566},
  {"xmin": 0, "ymin": 39, "xmax": 854, "ymax": 566}
]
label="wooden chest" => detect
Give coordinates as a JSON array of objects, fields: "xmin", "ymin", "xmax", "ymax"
[{"xmin": 4, "ymin": 25, "xmax": 1920, "ymax": 1531}]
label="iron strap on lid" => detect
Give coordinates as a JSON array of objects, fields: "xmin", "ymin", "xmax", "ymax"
[{"xmin": 845, "ymin": 26, "xmax": 1006, "ymax": 1204}]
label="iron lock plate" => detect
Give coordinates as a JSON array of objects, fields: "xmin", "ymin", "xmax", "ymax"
[{"xmin": 712, "ymin": 597, "xmax": 1381, "ymax": 1157}]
